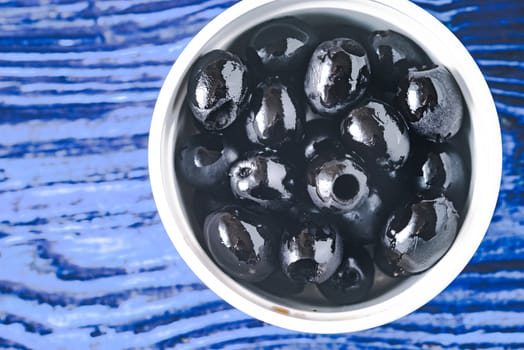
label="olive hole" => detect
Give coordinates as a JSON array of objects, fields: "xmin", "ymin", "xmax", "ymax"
[
  {"xmin": 238, "ymin": 167, "xmax": 252, "ymax": 178},
  {"xmin": 333, "ymin": 174, "xmax": 359, "ymax": 201},
  {"xmin": 347, "ymin": 270, "xmax": 360, "ymax": 283}
]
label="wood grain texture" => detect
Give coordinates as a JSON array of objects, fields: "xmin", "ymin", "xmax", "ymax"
[{"xmin": 0, "ymin": 0, "xmax": 522, "ymax": 349}]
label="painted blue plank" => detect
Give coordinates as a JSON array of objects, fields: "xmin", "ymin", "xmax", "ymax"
[{"xmin": 0, "ymin": 0, "xmax": 523, "ymax": 349}]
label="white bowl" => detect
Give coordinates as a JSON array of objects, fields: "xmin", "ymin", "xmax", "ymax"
[{"xmin": 148, "ymin": 0, "xmax": 502, "ymax": 333}]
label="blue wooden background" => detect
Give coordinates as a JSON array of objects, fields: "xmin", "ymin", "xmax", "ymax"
[{"xmin": 0, "ymin": 0, "xmax": 523, "ymax": 349}]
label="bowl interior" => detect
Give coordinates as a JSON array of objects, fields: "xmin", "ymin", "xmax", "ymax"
[
  {"xmin": 173, "ymin": 5, "xmax": 471, "ymax": 310},
  {"xmin": 150, "ymin": 0, "xmax": 501, "ymax": 333}
]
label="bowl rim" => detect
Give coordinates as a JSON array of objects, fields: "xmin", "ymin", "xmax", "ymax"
[{"xmin": 148, "ymin": 0, "xmax": 502, "ymax": 333}]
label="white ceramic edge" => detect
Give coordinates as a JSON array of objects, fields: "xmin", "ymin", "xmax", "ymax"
[{"xmin": 148, "ymin": 0, "xmax": 502, "ymax": 333}]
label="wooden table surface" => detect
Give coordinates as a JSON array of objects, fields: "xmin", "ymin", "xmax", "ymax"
[{"xmin": 1, "ymin": 0, "xmax": 523, "ymax": 349}]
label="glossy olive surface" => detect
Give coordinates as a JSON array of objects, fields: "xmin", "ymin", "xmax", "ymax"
[
  {"xmin": 229, "ymin": 152, "xmax": 296, "ymax": 210},
  {"xmin": 187, "ymin": 50, "xmax": 250, "ymax": 131},
  {"xmin": 204, "ymin": 206, "xmax": 279, "ymax": 282},
  {"xmin": 375, "ymin": 196, "xmax": 459, "ymax": 277},
  {"xmin": 410, "ymin": 143, "xmax": 467, "ymax": 210},
  {"xmin": 304, "ymin": 38, "xmax": 370, "ymax": 116},
  {"xmin": 340, "ymin": 99, "xmax": 410, "ymax": 171},
  {"xmin": 280, "ymin": 219, "xmax": 343, "ymax": 283},
  {"xmin": 368, "ymin": 30, "xmax": 430, "ymax": 90},
  {"xmin": 246, "ymin": 77, "xmax": 304, "ymax": 150},
  {"xmin": 396, "ymin": 65, "xmax": 464, "ymax": 143}
]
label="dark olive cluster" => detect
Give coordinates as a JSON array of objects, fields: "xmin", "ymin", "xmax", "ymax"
[{"xmin": 175, "ymin": 17, "xmax": 470, "ymax": 305}]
